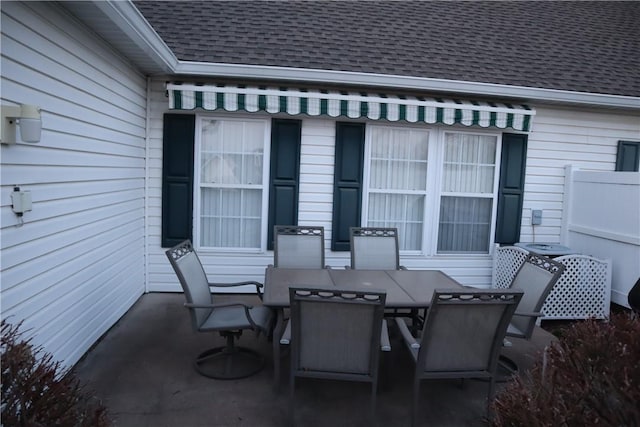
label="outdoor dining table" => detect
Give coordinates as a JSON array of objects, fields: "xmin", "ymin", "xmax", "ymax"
[{"xmin": 263, "ymin": 266, "xmax": 465, "ymax": 385}]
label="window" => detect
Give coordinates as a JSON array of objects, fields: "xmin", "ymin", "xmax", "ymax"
[
  {"xmin": 616, "ymin": 140, "xmax": 640, "ymax": 171},
  {"xmin": 362, "ymin": 126, "xmax": 500, "ymax": 254},
  {"xmin": 195, "ymin": 117, "xmax": 270, "ymax": 250},
  {"xmin": 364, "ymin": 126, "xmax": 429, "ymax": 250},
  {"xmin": 438, "ymin": 133, "xmax": 498, "ymax": 253}
]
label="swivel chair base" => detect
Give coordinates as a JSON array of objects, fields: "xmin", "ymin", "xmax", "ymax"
[{"xmin": 195, "ymin": 334, "xmax": 265, "ymax": 380}]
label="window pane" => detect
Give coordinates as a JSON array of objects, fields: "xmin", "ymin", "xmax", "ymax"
[
  {"xmin": 438, "ymin": 196, "xmax": 492, "ymax": 253},
  {"xmin": 201, "ymin": 119, "xmax": 264, "ymax": 186},
  {"xmin": 443, "ymin": 133, "xmax": 496, "ymax": 193},
  {"xmin": 368, "ymin": 193, "xmax": 424, "ymax": 250},
  {"xmin": 369, "ymin": 127, "xmax": 428, "ymax": 191},
  {"xmin": 200, "ymin": 188, "xmax": 262, "ymax": 248}
]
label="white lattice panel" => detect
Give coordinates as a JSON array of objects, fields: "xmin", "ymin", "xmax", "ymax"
[
  {"xmin": 493, "ymin": 247, "xmax": 611, "ymax": 320},
  {"xmin": 492, "ymin": 246, "xmax": 529, "ymax": 289},
  {"xmin": 542, "ymin": 255, "xmax": 611, "ymax": 319}
]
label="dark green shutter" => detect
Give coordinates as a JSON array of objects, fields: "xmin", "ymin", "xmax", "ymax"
[
  {"xmin": 616, "ymin": 140, "xmax": 640, "ymax": 171},
  {"xmin": 267, "ymin": 119, "xmax": 302, "ymax": 250},
  {"xmin": 495, "ymin": 133, "xmax": 528, "ymax": 244},
  {"xmin": 161, "ymin": 114, "xmax": 195, "ymax": 248},
  {"xmin": 331, "ymin": 122, "xmax": 365, "ymax": 251}
]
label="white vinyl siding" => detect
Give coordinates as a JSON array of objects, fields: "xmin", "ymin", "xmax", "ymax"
[{"xmin": 0, "ymin": 2, "xmax": 146, "ymax": 367}]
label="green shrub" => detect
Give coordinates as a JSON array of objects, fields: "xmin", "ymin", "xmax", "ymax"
[
  {"xmin": 491, "ymin": 312, "xmax": 640, "ymax": 426},
  {"xmin": 1, "ymin": 319, "xmax": 110, "ymax": 426}
]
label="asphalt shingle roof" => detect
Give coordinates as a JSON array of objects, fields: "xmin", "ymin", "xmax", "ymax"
[{"xmin": 134, "ymin": 1, "xmax": 640, "ymax": 97}]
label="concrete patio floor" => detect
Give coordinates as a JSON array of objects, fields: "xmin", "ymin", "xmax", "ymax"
[{"xmin": 74, "ymin": 293, "xmax": 557, "ymax": 427}]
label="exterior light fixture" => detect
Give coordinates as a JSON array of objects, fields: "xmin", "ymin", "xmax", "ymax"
[{"xmin": 1, "ymin": 104, "xmax": 42, "ymax": 144}]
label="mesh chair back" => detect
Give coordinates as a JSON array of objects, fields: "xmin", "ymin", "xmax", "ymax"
[
  {"xmin": 418, "ymin": 289, "xmax": 522, "ymax": 374},
  {"xmin": 274, "ymin": 226, "xmax": 325, "ymax": 269},
  {"xmin": 509, "ymin": 254, "xmax": 565, "ymax": 338},
  {"xmin": 350, "ymin": 227, "xmax": 400, "ymax": 270},
  {"xmin": 289, "ymin": 288, "xmax": 386, "ymax": 377},
  {"xmin": 165, "ymin": 241, "xmax": 213, "ymax": 330}
]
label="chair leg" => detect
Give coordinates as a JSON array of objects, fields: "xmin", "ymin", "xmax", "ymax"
[
  {"xmin": 370, "ymin": 380, "xmax": 377, "ymax": 426},
  {"xmin": 412, "ymin": 378, "xmax": 421, "ymax": 427},
  {"xmin": 289, "ymin": 374, "xmax": 296, "ymax": 427},
  {"xmin": 487, "ymin": 376, "xmax": 497, "ymax": 420}
]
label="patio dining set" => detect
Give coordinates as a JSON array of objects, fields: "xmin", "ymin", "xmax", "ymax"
[{"xmin": 165, "ymin": 226, "xmax": 565, "ymax": 426}]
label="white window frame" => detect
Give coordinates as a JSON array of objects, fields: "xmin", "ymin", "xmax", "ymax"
[
  {"xmin": 362, "ymin": 124, "xmax": 502, "ymax": 255},
  {"xmin": 193, "ymin": 114, "xmax": 272, "ymax": 252},
  {"xmin": 432, "ymin": 130, "xmax": 503, "ymax": 255}
]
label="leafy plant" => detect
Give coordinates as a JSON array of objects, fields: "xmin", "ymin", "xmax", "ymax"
[
  {"xmin": 1, "ymin": 319, "xmax": 110, "ymax": 426},
  {"xmin": 491, "ymin": 312, "xmax": 640, "ymax": 426}
]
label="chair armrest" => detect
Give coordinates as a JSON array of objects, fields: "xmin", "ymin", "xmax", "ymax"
[
  {"xmin": 185, "ymin": 301, "xmax": 252, "ymax": 309},
  {"xmin": 512, "ymin": 311, "xmax": 543, "ymax": 318},
  {"xmin": 380, "ymin": 319, "xmax": 391, "ymax": 352},
  {"xmin": 209, "ymin": 280, "xmax": 263, "ymax": 289},
  {"xmin": 395, "ymin": 318, "xmax": 420, "ymax": 349},
  {"xmin": 279, "ymin": 320, "xmax": 291, "ymax": 345},
  {"xmin": 209, "ymin": 280, "xmax": 264, "ymax": 300}
]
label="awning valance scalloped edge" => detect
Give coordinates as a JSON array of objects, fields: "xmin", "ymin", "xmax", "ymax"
[{"xmin": 166, "ymin": 83, "xmax": 535, "ymax": 131}]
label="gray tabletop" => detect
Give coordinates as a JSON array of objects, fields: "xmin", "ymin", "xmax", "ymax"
[{"xmin": 263, "ymin": 267, "xmax": 464, "ymax": 308}]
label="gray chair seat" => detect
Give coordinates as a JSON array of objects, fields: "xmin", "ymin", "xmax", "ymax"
[{"xmin": 201, "ymin": 305, "xmax": 273, "ymax": 332}]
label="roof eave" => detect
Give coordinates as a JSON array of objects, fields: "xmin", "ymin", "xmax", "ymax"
[
  {"xmin": 90, "ymin": 0, "xmax": 178, "ymax": 74},
  {"xmin": 175, "ymin": 61, "xmax": 640, "ymax": 110}
]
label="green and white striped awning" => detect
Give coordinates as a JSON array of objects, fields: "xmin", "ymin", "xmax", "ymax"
[{"xmin": 167, "ymin": 83, "xmax": 535, "ymax": 131}]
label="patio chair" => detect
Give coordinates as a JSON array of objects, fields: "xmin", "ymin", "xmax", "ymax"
[
  {"xmin": 395, "ymin": 289, "xmax": 523, "ymax": 427},
  {"xmin": 285, "ymin": 287, "xmax": 390, "ymax": 426},
  {"xmin": 500, "ymin": 253, "xmax": 565, "ymax": 373},
  {"xmin": 349, "ymin": 227, "xmax": 417, "ymax": 325},
  {"xmin": 273, "ymin": 225, "xmax": 327, "ymax": 269},
  {"xmin": 165, "ymin": 240, "xmax": 273, "ymax": 380},
  {"xmin": 349, "ymin": 227, "xmax": 406, "ymax": 270}
]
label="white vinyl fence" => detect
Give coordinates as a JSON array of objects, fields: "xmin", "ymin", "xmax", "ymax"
[{"xmin": 562, "ymin": 166, "xmax": 640, "ymax": 308}]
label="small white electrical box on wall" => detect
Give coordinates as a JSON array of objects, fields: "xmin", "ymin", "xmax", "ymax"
[
  {"xmin": 11, "ymin": 187, "xmax": 32, "ymax": 214},
  {"xmin": 531, "ymin": 209, "xmax": 543, "ymax": 225}
]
